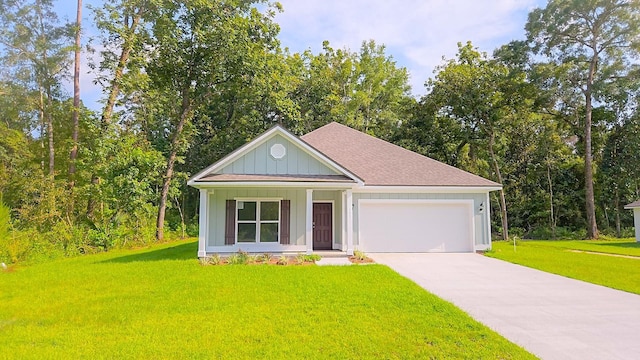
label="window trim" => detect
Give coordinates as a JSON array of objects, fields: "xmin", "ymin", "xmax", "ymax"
[{"xmin": 234, "ymin": 198, "xmax": 282, "ymax": 244}]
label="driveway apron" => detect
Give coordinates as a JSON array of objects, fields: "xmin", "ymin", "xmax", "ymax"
[{"xmin": 372, "ymin": 253, "xmax": 640, "ymax": 360}]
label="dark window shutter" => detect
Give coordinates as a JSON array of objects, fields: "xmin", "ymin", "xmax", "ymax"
[
  {"xmin": 225, "ymin": 200, "xmax": 236, "ymax": 245},
  {"xmin": 280, "ymin": 200, "xmax": 290, "ymax": 244}
]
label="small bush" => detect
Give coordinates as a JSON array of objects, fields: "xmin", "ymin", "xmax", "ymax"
[
  {"xmin": 209, "ymin": 253, "xmax": 222, "ymax": 265},
  {"xmin": 276, "ymin": 255, "xmax": 288, "ymax": 265},
  {"xmin": 185, "ymin": 223, "xmax": 199, "ymax": 237},
  {"xmin": 227, "ymin": 250, "xmax": 249, "ymax": 265},
  {"xmin": 353, "ymin": 250, "xmax": 367, "ymax": 261},
  {"xmin": 296, "ymin": 254, "xmax": 320, "ymax": 263}
]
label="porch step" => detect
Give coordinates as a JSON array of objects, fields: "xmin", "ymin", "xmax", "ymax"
[
  {"xmin": 313, "ymin": 250, "xmax": 349, "ymax": 258},
  {"xmin": 315, "ymin": 257, "xmax": 353, "ymax": 266}
]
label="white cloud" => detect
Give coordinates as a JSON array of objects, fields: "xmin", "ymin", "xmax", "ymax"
[{"xmin": 275, "ymin": 0, "xmax": 542, "ymax": 95}]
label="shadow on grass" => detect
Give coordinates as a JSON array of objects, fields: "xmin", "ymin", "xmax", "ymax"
[
  {"xmin": 101, "ymin": 241, "xmax": 198, "ymax": 264},
  {"xmin": 593, "ymin": 242, "xmax": 640, "ymax": 249}
]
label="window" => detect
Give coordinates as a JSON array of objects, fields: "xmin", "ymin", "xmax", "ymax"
[{"xmin": 236, "ymin": 200, "xmax": 280, "ymax": 243}]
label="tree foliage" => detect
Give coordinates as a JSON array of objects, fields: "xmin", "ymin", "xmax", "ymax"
[{"xmin": 1, "ymin": 0, "xmax": 640, "ymax": 263}]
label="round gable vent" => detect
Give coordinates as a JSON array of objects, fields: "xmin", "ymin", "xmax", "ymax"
[{"xmin": 270, "ymin": 143, "xmax": 286, "ymax": 159}]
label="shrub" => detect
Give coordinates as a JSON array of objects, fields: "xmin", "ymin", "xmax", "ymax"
[
  {"xmin": 296, "ymin": 254, "xmax": 320, "ymax": 263},
  {"xmin": 276, "ymin": 255, "xmax": 288, "ymax": 265},
  {"xmin": 353, "ymin": 250, "xmax": 367, "ymax": 261},
  {"xmin": 227, "ymin": 250, "xmax": 249, "ymax": 265}
]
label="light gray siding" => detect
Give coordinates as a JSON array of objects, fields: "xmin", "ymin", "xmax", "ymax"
[
  {"xmin": 219, "ymin": 134, "xmax": 339, "ymax": 176},
  {"xmin": 634, "ymin": 208, "xmax": 640, "ymax": 242},
  {"xmin": 207, "ymin": 188, "xmax": 346, "ymax": 249},
  {"xmin": 207, "ymin": 188, "xmax": 307, "ymax": 247},
  {"xmin": 352, "ymin": 192, "xmax": 490, "ymax": 247}
]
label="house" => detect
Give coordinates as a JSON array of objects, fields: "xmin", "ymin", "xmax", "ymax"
[
  {"xmin": 187, "ymin": 122, "xmax": 501, "ymax": 257},
  {"xmin": 624, "ymin": 200, "xmax": 640, "ymax": 242}
]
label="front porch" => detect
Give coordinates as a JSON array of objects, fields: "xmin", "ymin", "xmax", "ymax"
[{"xmin": 196, "ymin": 186, "xmax": 355, "ymax": 257}]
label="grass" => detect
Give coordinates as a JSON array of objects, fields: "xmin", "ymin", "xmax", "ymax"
[
  {"xmin": 487, "ymin": 239, "xmax": 640, "ymax": 294},
  {"xmin": 0, "ymin": 239, "xmax": 534, "ymax": 359}
]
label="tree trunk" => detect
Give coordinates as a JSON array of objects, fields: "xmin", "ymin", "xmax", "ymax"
[
  {"xmin": 584, "ymin": 54, "xmax": 598, "ymax": 239},
  {"xmin": 156, "ymin": 90, "xmax": 192, "ymax": 241},
  {"xmin": 46, "ymin": 90, "xmax": 54, "ymax": 176},
  {"xmin": 547, "ymin": 159, "xmax": 556, "ymax": 239},
  {"xmin": 68, "ymin": 0, "xmax": 82, "ymax": 191},
  {"xmin": 39, "ymin": 89, "xmax": 45, "ymax": 172},
  {"xmin": 488, "ymin": 131, "xmax": 509, "ymax": 240},
  {"xmin": 36, "ymin": 1, "xmax": 54, "ymax": 177},
  {"xmin": 614, "ymin": 186, "xmax": 621, "ymax": 238},
  {"xmin": 101, "ymin": 7, "xmax": 143, "ymax": 126}
]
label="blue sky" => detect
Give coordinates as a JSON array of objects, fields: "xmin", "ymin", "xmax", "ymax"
[{"xmin": 55, "ymin": 0, "xmax": 546, "ymax": 110}]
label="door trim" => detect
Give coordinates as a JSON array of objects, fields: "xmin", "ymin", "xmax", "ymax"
[{"xmin": 313, "ymin": 201, "xmax": 334, "ymax": 250}]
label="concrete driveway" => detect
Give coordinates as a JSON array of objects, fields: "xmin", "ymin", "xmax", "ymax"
[{"xmin": 371, "ymin": 253, "xmax": 640, "ymax": 360}]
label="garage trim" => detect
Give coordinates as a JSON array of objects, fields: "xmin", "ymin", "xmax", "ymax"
[{"xmin": 357, "ymin": 199, "xmax": 475, "ymax": 252}]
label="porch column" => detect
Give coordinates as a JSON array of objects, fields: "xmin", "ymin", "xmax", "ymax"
[
  {"xmin": 346, "ymin": 189, "xmax": 354, "ymax": 255},
  {"xmin": 485, "ymin": 191, "xmax": 491, "ymax": 250},
  {"xmin": 306, "ymin": 189, "xmax": 313, "ymax": 254},
  {"xmin": 342, "ymin": 191, "xmax": 347, "ymax": 251},
  {"xmin": 198, "ymin": 189, "xmax": 209, "ymax": 258}
]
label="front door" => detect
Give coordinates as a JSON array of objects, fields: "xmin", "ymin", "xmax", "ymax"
[{"xmin": 313, "ymin": 203, "xmax": 333, "ymax": 250}]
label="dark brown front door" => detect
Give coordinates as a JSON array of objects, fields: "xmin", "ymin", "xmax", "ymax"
[{"xmin": 313, "ymin": 203, "xmax": 333, "ymax": 250}]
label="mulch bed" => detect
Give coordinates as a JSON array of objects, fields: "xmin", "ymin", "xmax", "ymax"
[{"xmin": 348, "ymin": 256, "xmax": 375, "ymax": 264}]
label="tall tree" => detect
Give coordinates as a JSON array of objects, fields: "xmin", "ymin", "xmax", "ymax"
[
  {"xmin": 291, "ymin": 40, "xmax": 413, "ymax": 139},
  {"xmin": 68, "ymin": 0, "xmax": 82, "ymax": 190},
  {"xmin": 422, "ymin": 42, "xmax": 537, "ymax": 240},
  {"xmin": 526, "ymin": 0, "xmax": 640, "ymax": 239},
  {"xmin": 92, "ymin": 0, "xmax": 150, "ymax": 126},
  {"xmin": 147, "ymin": 0, "xmax": 281, "ymax": 241},
  {"xmin": 0, "ymin": 0, "xmax": 72, "ymax": 177}
]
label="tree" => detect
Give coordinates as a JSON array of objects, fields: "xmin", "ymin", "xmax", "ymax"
[
  {"xmin": 291, "ymin": 41, "xmax": 413, "ymax": 139},
  {"xmin": 0, "ymin": 0, "xmax": 72, "ymax": 177},
  {"xmin": 91, "ymin": 0, "xmax": 150, "ymax": 126},
  {"xmin": 146, "ymin": 0, "xmax": 281, "ymax": 241},
  {"xmin": 526, "ymin": 0, "xmax": 640, "ymax": 238},
  {"xmin": 68, "ymin": 0, "xmax": 82, "ymax": 190},
  {"xmin": 422, "ymin": 42, "xmax": 537, "ymax": 240}
]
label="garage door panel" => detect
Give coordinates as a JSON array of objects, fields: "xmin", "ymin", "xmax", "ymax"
[{"xmin": 359, "ymin": 201, "xmax": 473, "ymax": 253}]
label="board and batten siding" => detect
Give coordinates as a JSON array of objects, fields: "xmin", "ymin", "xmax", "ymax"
[
  {"xmin": 207, "ymin": 188, "xmax": 307, "ymax": 247},
  {"xmin": 352, "ymin": 192, "xmax": 490, "ymax": 248},
  {"xmin": 219, "ymin": 134, "xmax": 340, "ymax": 176}
]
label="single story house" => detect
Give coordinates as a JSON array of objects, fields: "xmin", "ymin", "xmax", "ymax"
[
  {"xmin": 624, "ymin": 200, "xmax": 640, "ymax": 242},
  {"xmin": 187, "ymin": 122, "xmax": 501, "ymax": 257}
]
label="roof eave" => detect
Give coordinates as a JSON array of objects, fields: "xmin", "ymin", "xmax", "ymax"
[
  {"xmin": 353, "ymin": 185, "xmax": 502, "ymax": 193},
  {"xmin": 190, "ymin": 181, "xmax": 358, "ymax": 189}
]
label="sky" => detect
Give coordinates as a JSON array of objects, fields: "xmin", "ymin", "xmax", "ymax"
[{"xmin": 55, "ymin": 0, "xmax": 546, "ymax": 111}]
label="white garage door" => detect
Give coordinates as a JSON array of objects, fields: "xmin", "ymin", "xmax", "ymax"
[{"xmin": 358, "ymin": 200, "xmax": 474, "ymax": 253}]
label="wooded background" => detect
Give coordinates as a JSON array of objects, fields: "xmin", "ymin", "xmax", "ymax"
[{"xmin": 1, "ymin": 0, "xmax": 639, "ymax": 263}]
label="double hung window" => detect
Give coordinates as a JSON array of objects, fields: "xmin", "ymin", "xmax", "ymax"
[{"xmin": 236, "ymin": 200, "xmax": 279, "ymax": 243}]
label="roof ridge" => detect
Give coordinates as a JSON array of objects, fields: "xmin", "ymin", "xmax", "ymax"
[{"xmin": 301, "ymin": 121, "xmax": 500, "ymax": 187}]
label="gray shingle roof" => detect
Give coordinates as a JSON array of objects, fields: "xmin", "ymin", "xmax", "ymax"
[
  {"xmin": 301, "ymin": 122, "xmax": 500, "ymax": 187},
  {"xmin": 625, "ymin": 200, "xmax": 640, "ymax": 209}
]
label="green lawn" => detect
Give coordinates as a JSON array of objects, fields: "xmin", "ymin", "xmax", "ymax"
[
  {"xmin": 0, "ymin": 239, "xmax": 534, "ymax": 359},
  {"xmin": 487, "ymin": 239, "xmax": 640, "ymax": 294}
]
